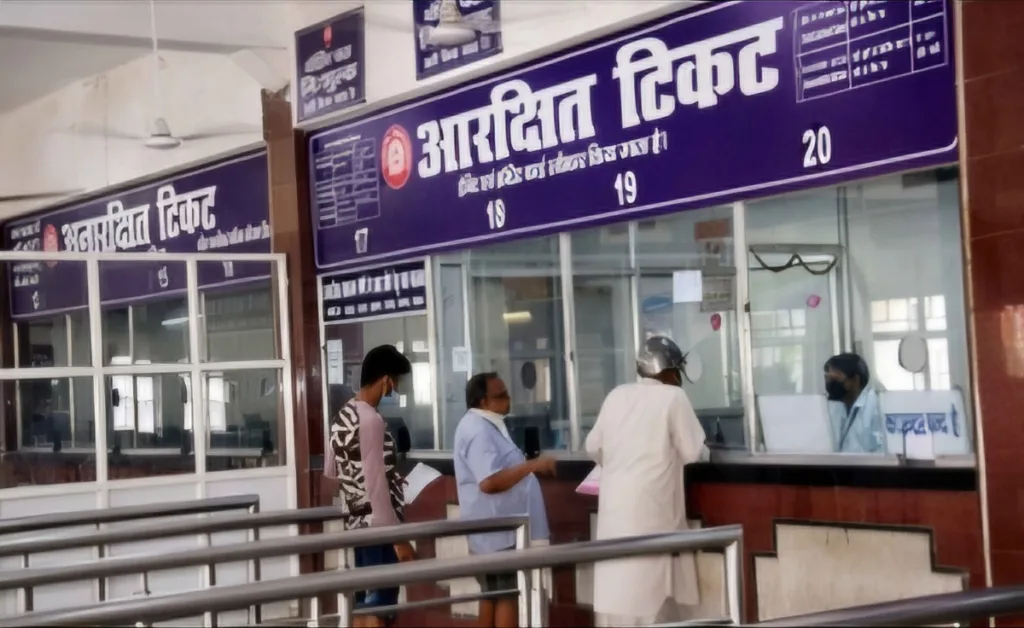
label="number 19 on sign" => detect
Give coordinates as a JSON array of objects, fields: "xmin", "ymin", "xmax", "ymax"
[{"xmin": 486, "ymin": 199, "xmax": 506, "ymax": 230}]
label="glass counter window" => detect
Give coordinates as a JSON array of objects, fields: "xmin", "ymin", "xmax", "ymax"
[
  {"xmin": 434, "ymin": 236, "xmax": 568, "ymax": 451},
  {"xmin": 428, "ymin": 168, "xmax": 972, "ymax": 464},
  {"xmin": 748, "ymin": 168, "xmax": 971, "ymax": 459}
]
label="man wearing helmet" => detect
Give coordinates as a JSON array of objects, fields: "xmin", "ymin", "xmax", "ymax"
[{"xmin": 585, "ymin": 335, "xmax": 709, "ymax": 627}]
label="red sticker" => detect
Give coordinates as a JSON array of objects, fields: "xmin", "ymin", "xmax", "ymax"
[
  {"xmin": 710, "ymin": 313, "xmax": 722, "ymax": 331},
  {"xmin": 381, "ymin": 125, "xmax": 413, "ymax": 191},
  {"xmin": 806, "ymin": 294, "xmax": 821, "ymax": 309},
  {"xmin": 42, "ymin": 224, "xmax": 59, "ymax": 268}
]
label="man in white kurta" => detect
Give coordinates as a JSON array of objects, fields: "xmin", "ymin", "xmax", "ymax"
[{"xmin": 585, "ymin": 335, "xmax": 709, "ymax": 627}]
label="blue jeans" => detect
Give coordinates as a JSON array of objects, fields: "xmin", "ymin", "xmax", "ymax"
[{"xmin": 354, "ymin": 544, "xmax": 400, "ymax": 614}]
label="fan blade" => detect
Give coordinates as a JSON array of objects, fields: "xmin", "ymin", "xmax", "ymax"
[
  {"xmin": 65, "ymin": 121, "xmax": 147, "ymax": 141},
  {"xmin": 0, "ymin": 190, "xmax": 84, "ymax": 203},
  {"xmin": 178, "ymin": 123, "xmax": 263, "ymax": 142}
]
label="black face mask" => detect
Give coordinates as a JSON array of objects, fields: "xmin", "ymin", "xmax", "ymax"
[{"xmin": 825, "ymin": 379, "xmax": 847, "ymax": 401}]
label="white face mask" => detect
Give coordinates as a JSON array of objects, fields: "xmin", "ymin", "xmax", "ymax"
[{"xmin": 474, "ymin": 408, "xmax": 506, "ymax": 421}]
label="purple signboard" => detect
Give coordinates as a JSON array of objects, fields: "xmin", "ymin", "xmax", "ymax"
[
  {"xmin": 296, "ymin": 8, "xmax": 366, "ymax": 123},
  {"xmin": 414, "ymin": 0, "xmax": 503, "ymax": 80},
  {"xmin": 322, "ymin": 260, "xmax": 427, "ymax": 324},
  {"xmin": 5, "ymin": 150, "xmax": 271, "ymax": 320},
  {"xmin": 309, "ymin": 0, "xmax": 956, "ymax": 271}
]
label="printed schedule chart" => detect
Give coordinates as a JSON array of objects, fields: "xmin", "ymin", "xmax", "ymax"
[
  {"xmin": 794, "ymin": 0, "xmax": 948, "ymax": 102},
  {"xmin": 311, "ymin": 135, "xmax": 382, "ymax": 230}
]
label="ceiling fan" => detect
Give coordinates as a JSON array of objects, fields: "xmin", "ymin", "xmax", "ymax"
[{"xmin": 66, "ymin": 0, "xmax": 261, "ymax": 150}]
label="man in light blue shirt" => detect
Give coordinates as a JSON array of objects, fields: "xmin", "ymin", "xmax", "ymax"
[
  {"xmin": 453, "ymin": 372, "xmax": 554, "ymax": 628},
  {"xmin": 825, "ymin": 353, "xmax": 884, "ymax": 454}
]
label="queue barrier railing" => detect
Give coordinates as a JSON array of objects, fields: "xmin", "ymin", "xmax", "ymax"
[
  {"xmin": 0, "ymin": 523, "xmax": 744, "ymax": 628},
  {"xmin": 747, "ymin": 584, "xmax": 1024, "ymax": 626},
  {"xmin": 0, "ymin": 494, "xmax": 260, "ymax": 538},
  {"xmin": 0, "ymin": 494, "xmax": 261, "ymax": 616},
  {"xmin": 0, "ymin": 505, "xmax": 353, "ymax": 620},
  {"xmin": 0, "ymin": 515, "xmax": 531, "ymax": 627}
]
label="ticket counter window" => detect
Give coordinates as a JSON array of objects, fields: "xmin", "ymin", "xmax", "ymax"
[
  {"xmin": 323, "ymin": 314, "xmax": 434, "ymax": 450},
  {"xmin": 746, "ymin": 169, "xmax": 971, "ymax": 459},
  {"xmin": 434, "ymin": 236, "xmax": 568, "ymax": 450},
  {"xmin": 633, "ymin": 205, "xmax": 746, "ymax": 449}
]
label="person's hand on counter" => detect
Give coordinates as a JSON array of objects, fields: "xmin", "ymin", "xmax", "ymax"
[{"xmin": 529, "ymin": 455, "xmax": 557, "ymax": 477}]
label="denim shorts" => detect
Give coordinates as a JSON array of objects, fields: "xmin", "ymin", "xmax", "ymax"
[
  {"xmin": 354, "ymin": 544, "xmax": 400, "ymax": 613},
  {"xmin": 475, "ymin": 546, "xmax": 518, "ymax": 597}
]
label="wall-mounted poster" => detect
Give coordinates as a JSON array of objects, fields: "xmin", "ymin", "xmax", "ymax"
[
  {"xmin": 414, "ymin": 0, "xmax": 502, "ymax": 80},
  {"xmin": 4, "ymin": 150, "xmax": 270, "ymax": 320},
  {"xmin": 309, "ymin": 0, "xmax": 955, "ymax": 271},
  {"xmin": 295, "ymin": 8, "xmax": 366, "ymax": 123},
  {"xmin": 321, "ymin": 260, "xmax": 427, "ymax": 324}
]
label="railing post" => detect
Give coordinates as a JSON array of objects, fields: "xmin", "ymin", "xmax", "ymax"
[
  {"xmin": 515, "ymin": 520, "xmax": 533, "ymax": 628},
  {"xmin": 724, "ymin": 539, "xmax": 743, "ymax": 625},
  {"xmin": 337, "ymin": 591, "xmax": 354, "ymax": 628},
  {"xmin": 249, "ymin": 511, "xmax": 263, "ymax": 625}
]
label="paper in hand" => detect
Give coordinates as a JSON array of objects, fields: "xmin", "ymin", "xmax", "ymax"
[
  {"xmin": 403, "ymin": 462, "xmax": 443, "ymax": 504},
  {"xmin": 575, "ymin": 465, "xmax": 600, "ymax": 496}
]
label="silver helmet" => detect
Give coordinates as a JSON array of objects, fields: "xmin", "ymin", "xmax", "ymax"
[{"xmin": 636, "ymin": 335, "xmax": 687, "ymax": 379}]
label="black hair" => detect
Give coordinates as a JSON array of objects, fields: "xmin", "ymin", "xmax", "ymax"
[
  {"xmin": 824, "ymin": 352, "xmax": 870, "ymax": 387},
  {"xmin": 465, "ymin": 372, "xmax": 500, "ymax": 409},
  {"xmin": 359, "ymin": 345, "xmax": 412, "ymax": 388}
]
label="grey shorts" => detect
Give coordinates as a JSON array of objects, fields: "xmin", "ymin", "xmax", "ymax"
[{"xmin": 475, "ymin": 547, "xmax": 518, "ymax": 595}]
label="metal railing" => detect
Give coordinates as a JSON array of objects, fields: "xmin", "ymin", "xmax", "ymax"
[
  {"xmin": 750, "ymin": 585, "xmax": 1024, "ymax": 626},
  {"xmin": 0, "ymin": 505, "xmax": 352, "ymax": 619},
  {"xmin": 0, "ymin": 524, "xmax": 743, "ymax": 628},
  {"xmin": 0, "ymin": 494, "xmax": 259, "ymax": 537},
  {"xmin": 0, "ymin": 505, "xmax": 345, "ymax": 562},
  {"xmin": 0, "ymin": 515, "xmax": 530, "ymax": 627}
]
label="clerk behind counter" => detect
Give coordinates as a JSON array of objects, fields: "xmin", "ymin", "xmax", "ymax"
[{"xmin": 824, "ymin": 352, "xmax": 884, "ymax": 454}]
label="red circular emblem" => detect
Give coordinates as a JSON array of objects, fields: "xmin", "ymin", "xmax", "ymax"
[
  {"xmin": 42, "ymin": 224, "xmax": 59, "ymax": 268},
  {"xmin": 381, "ymin": 125, "xmax": 413, "ymax": 191}
]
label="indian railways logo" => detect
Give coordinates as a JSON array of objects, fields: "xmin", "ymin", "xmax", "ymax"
[
  {"xmin": 381, "ymin": 125, "xmax": 413, "ymax": 191},
  {"xmin": 42, "ymin": 223, "xmax": 59, "ymax": 267}
]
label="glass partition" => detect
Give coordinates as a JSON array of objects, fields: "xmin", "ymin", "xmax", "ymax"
[
  {"xmin": 322, "ymin": 314, "xmax": 435, "ymax": 450},
  {"xmin": 3, "ymin": 252, "xmax": 292, "ymax": 487},
  {"xmin": 434, "ymin": 237, "xmax": 568, "ymax": 450},
  {"xmin": 426, "ymin": 167, "xmax": 972, "ymax": 463}
]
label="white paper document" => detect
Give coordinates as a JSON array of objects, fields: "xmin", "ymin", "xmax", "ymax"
[
  {"xmin": 758, "ymin": 394, "xmax": 834, "ymax": 454},
  {"xmin": 403, "ymin": 463, "xmax": 442, "ymax": 504},
  {"xmin": 672, "ymin": 270, "xmax": 703, "ymax": 304},
  {"xmin": 575, "ymin": 465, "xmax": 601, "ymax": 496}
]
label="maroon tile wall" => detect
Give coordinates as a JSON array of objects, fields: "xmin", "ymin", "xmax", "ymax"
[
  {"xmin": 688, "ymin": 481, "xmax": 984, "ymax": 622},
  {"xmin": 961, "ymin": 0, "xmax": 1024, "ymax": 611}
]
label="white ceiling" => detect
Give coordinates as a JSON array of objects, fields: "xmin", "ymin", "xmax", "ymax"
[
  {"xmin": 0, "ymin": 1, "xmax": 291, "ymax": 114},
  {"xmin": 0, "ymin": 35, "xmax": 147, "ymax": 113}
]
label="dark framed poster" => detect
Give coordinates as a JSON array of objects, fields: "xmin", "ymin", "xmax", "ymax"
[
  {"xmin": 321, "ymin": 261, "xmax": 427, "ymax": 324},
  {"xmin": 295, "ymin": 8, "xmax": 366, "ymax": 122},
  {"xmin": 414, "ymin": 0, "xmax": 503, "ymax": 80}
]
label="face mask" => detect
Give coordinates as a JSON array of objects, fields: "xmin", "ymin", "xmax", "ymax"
[{"xmin": 825, "ymin": 379, "xmax": 847, "ymax": 401}]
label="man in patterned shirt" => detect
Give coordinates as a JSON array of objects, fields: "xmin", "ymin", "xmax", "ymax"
[{"xmin": 331, "ymin": 344, "xmax": 414, "ymax": 628}]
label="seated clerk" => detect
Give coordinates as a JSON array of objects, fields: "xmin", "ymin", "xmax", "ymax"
[{"xmin": 824, "ymin": 352, "xmax": 884, "ymax": 454}]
